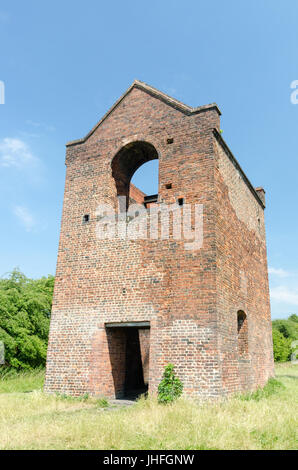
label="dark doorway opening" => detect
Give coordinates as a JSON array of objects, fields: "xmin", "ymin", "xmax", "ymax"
[
  {"xmin": 106, "ymin": 323, "xmax": 150, "ymax": 399},
  {"xmin": 124, "ymin": 328, "xmax": 146, "ymax": 399}
]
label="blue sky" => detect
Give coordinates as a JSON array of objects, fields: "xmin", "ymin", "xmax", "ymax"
[{"xmin": 0, "ymin": 0, "xmax": 297, "ymax": 319}]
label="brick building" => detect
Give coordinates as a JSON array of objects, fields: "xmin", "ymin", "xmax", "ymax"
[{"xmin": 44, "ymin": 80, "xmax": 274, "ymax": 399}]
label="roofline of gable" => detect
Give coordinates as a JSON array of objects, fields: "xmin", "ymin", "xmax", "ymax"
[
  {"xmin": 66, "ymin": 79, "xmax": 221, "ymax": 147},
  {"xmin": 212, "ymin": 128, "xmax": 265, "ymax": 209}
]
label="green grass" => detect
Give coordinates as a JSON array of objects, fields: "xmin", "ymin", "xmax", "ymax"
[
  {"xmin": 239, "ymin": 377, "xmax": 286, "ymax": 401},
  {"xmin": 0, "ymin": 363, "xmax": 297, "ymax": 450},
  {"xmin": 0, "ymin": 368, "xmax": 44, "ymax": 393}
]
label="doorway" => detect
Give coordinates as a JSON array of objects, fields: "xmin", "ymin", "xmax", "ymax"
[{"xmin": 105, "ymin": 322, "xmax": 150, "ymax": 399}]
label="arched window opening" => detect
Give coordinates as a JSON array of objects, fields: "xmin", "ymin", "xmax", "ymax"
[
  {"xmin": 111, "ymin": 141, "xmax": 158, "ymax": 211},
  {"xmin": 237, "ymin": 310, "xmax": 248, "ymax": 357}
]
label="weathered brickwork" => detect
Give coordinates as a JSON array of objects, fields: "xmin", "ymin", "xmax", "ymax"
[
  {"xmin": 45, "ymin": 80, "xmax": 274, "ymax": 398},
  {"xmin": 213, "ymin": 133, "xmax": 274, "ymax": 392}
]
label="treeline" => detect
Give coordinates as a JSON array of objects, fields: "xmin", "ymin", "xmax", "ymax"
[
  {"xmin": 0, "ymin": 269, "xmax": 297, "ymax": 370},
  {"xmin": 0, "ymin": 269, "xmax": 54, "ymax": 370},
  {"xmin": 272, "ymin": 314, "xmax": 298, "ymax": 362}
]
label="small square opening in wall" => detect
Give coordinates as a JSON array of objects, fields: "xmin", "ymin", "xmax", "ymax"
[
  {"xmin": 83, "ymin": 214, "xmax": 90, "ymax": 224},
  {"xmin": 167, "ymin": 138, "xmax": 174, "ymax": 144},
  {"xmin": 178, "ymin": 198, "xmax": 184, "ymax": 206},
  {"xmin": 165, "ymin": 183, "xmax": 172, "ymax": 189}
]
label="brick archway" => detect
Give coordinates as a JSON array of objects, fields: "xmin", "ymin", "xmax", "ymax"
[{"xmin": 111, "ymin": 141, "xmax": 159, "ymax": 211}]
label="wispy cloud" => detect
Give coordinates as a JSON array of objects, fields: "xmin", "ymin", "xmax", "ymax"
[
  {"xmin": 268, "ymin": 267, "xmax": 289, "ymax": 278},
  {"xmin": 13, "ymin": 206, "xmax": 36, "ymax": 232},
  {"xmin": 269, "ymin": 267, "xmax": 298, "ymax": 317},
  {"xmin": 270, "ymin": 286, "xmax": 298, "ymax": 306},
  {"xmin": 26, "ymin": 120, "xmax": 55, "ymax": 132},
  {"xmin": 0, "ymin": 138, "xmax": 39, "ymax": 169}
]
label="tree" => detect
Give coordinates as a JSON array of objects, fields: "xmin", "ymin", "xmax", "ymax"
[
  {"xmin": 272, "ymin": 314, "xmax": 298, "ymax": 362},
  {"xmin": 272, "ymin": 318, "xmax": 298, "ymax": 341},
  {"xmin": 0, "ymin": 269, "xmax": 54, "ymax": 370},
  {"xmin": 272, "ymin": 329, "xmax": 291, "ymax": 362},
  {"xmin": 289, "ymin": 314, "xmax": 298, "ymax": 323}
]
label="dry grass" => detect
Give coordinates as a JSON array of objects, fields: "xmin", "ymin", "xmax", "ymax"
[{"xmin": 0, "ymin": 363, "xmax": 297, "ymax": 450}]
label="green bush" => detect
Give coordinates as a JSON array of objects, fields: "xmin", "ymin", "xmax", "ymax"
[
  {"xmin": 272, "ymin": 329, "xmax": 292, "ymax": 362},
  {"xmin": 272, "ymin": 314, "xmax": 298, "ymax": 362},
  {"xmin": 157, "ymin": 363, "xmax": 183, "ymax": 404},
  {"xmin": 0, "ymin": 269, "xmax": 54, "ymax": 370}
]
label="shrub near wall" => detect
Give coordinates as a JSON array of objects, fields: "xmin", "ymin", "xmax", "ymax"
[{"xmin": 158, "ymin": 364, "xmax": 183, "ymax": 404}]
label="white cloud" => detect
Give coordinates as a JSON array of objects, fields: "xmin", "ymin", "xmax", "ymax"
[
  {"xmin": 268, "ymin": 267, "xmax": 289, "ymax": 278},
  {"xmin": 270, "ymin": 286, "xmax": 298, "ymax": 306},
  {"xmin": 0, "ymin": 138, "xmax": 39, "ymax": 169},
  {"xmin": 13, "ymin": 206, "xmax": 36, "ymax": 232}
]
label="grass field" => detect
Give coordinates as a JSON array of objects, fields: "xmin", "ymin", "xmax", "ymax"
[{"xmin": 0, "ymin": 363, "xmax": 297, "ymax": 450}]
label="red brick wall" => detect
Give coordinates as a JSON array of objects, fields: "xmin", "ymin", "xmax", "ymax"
[
  {"xmin": 44, "ymin": 83, "xmax": 273, "ymax": 398},
  {"xmin": 129, "ymin": 184, "xmax": 146, "ymax": 204},
  {"xmin": 213, "ymin": 132, "xmax": 274, "ymax": 393}
]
